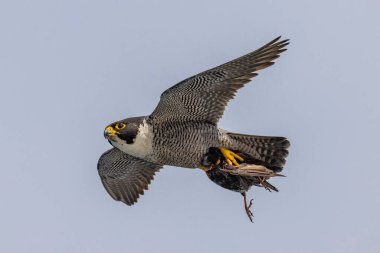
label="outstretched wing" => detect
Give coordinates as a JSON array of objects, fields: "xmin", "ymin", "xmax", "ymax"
[
  {"xmin": 150, "ymin": 37, "xmax": 289, "ymax": 125},
  {"xmin": 97, "ymin": 148, "xmax": 162, "ymax": 206}
]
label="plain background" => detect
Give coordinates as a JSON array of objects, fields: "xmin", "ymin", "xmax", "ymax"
[{"xmin": 1, "ymin": 1, "xmax": 379, "ymax": 252}]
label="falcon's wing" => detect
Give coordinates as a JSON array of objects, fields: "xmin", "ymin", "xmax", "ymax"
[
  {"xmin": 150, "ymin": 37, "xmax": 289, "ymax": 125},
  {"xmin": 97, "ymin": 148, "xmax": 162, "ymax": 206}
]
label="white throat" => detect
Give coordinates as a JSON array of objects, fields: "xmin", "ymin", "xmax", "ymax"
[{"xmin": 112, "ymin": 119, "xmax": 153, "ymax": 159}]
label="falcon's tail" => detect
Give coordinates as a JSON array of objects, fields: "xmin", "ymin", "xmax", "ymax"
[{"xmin": 227, "ymin": 132, "xmax": 290, "ymax": 172}]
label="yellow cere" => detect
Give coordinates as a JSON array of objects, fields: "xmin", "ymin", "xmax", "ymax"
[{"xmin": 106, "ymin": 126, "xmax": 119, "ymax": 136}]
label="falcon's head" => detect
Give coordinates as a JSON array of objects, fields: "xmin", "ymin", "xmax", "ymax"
[
  {"xmin": 103, "ymin": 116, "xmax": 153, "ymax": 159},
  {"xmin": 104, "ymin": 116, "xmax": 146, "ymax": 145}
]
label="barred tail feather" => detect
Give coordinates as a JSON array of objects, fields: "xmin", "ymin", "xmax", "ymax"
[{"xmin": 227, "ymin": 132, "xmax": 290, "ymax": 172}]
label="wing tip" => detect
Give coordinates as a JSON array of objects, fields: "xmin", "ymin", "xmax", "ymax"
[{"xmin": 267, "ymin": 36, "xmax": 290, "ymax": 46}]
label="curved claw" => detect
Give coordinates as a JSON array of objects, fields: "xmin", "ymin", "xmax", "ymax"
[{"xmin": 219, "ymin": 147, "xmax": 244, "ymax": 166}]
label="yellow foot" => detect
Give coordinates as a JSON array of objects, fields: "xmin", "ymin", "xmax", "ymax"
[{"xmin": 219, "ymin": 147, "xmax": 244, "ymax": 166}]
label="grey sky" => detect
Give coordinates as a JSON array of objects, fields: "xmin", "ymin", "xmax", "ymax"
[{"xmin": 1, "ymin": 0, "xmax": 379, "ymax": 252}]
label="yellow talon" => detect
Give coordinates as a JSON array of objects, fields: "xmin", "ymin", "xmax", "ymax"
[{"xmin": 219, "ymin": 147, "xmax": 244, "ymax": 166}]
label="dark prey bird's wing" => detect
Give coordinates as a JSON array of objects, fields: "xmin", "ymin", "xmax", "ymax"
[
  {"xmin": 97, "ymin": 148, "xmax": 162, "ymax": 206},
  {"xmin": 150, "ymin": 37, "xmax": 289, "ymax": 125}
]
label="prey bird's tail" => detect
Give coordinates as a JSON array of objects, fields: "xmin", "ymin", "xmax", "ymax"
[{"xmin": 227, "ymin": 132, "xmax": 290, "ymax": 172}]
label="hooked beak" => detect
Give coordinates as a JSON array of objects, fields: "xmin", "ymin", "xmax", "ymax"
[{"xmin": 104, "ymin": 126, "xmax": 119, "ymax": 140}]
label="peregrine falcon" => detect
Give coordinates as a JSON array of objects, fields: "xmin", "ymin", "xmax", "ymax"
[{"xmin": 98, "ymin": 37, "xmax": 290, "ymax": 220}]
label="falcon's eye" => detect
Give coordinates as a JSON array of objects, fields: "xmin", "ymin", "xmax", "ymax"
[{"xmin": 115, "ymin": 123, "xmax": 126, "ymax": 130}]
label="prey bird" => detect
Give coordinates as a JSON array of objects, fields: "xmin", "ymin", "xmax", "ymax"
[
  {"xmin": 201, "ymin": 147, "xmax": 287, "ymax": 222},
  {"xmin": 98, "ymin": 36, "xmax": 290, "ymax": 221}
]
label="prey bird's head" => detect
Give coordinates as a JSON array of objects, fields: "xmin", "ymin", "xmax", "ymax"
[{"xmin": 104, "ymin": 116, "xmax": 146, "ymax": 146}]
